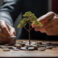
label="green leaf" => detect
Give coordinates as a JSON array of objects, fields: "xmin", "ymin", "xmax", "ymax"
[
  {"xmin": 33, "ymin": 21, "xmax": 43, "ymax": 27},
  {"xmin": 17, "ymin": 18, "xmax": 27, "ymax": 28},
  {"xmin": 17, "ymin": 11, "xmax": 43, "ymax": 28}
]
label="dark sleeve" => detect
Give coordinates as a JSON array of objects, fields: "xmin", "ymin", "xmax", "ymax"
[{"xmin": 0, "ymin": 0, "xmax": 22, "ymax": 26}]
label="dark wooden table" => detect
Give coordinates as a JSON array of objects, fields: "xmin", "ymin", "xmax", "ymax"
[{"xmin": 0, "ymin": 40, "xmax": 58, "ymax": 58}]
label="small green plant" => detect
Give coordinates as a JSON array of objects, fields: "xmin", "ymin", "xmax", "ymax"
[{"xmin": 17, "ymin": 11, "xmax": 43, "ymax": 45}]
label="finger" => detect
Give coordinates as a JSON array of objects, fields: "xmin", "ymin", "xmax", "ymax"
[
  {"xmin": 53, "ymin": 15, "xmax": 58, "ymax": 20},
  {"xmin": 43, "ymin": 18, "xmax": 58, "ymax": 35},
  {"xmin": 32, "ymin": 12, "xmax": 55, "ymax": 29},
  {"xmin": 12, "ymin": 28, "xmax": 16, "ymax": 36},
  {"xmin": 35, "ymin": 28, "xmax": 40, "ymax": 31},
  {"xmin": 44, "ymin": 18, "xmax": 58, "ymax": 30},
  {"xmin": 5, "ymin": 22, "xmax": 16, "ymax": 36},
  {"xmin": 35, "ymin": 27, "xmax": 47, "ymax": 33},
  {"xmin": 32, "ymin": 24, "xmax": 39, "ymax": 28},
  {"xmin": 9, "ymin": 26, "xmax": 16, "ymax": 36},
  {"xmin": 35, "ymin": 16, "xmax": 58, "ymax": 35},
  {"xmin": 5, "ymin": 22, "xmax": 10, "ymax": 32},
  {"xmin": 39, "ymin": 16, "xmax": 58, "ymax": 31},
  {"xmin": 37, "ymin": 12, "xmax": 55, "ymax": 25},
  {"xmin": 13, "ymin": 32, "xmax": 16, "ymax": 35},
  {"xmin": 0, "ymin": 21, "xmax": 3, "ymax": 32},
  {"xmin": 0, "ymin": 20, "xmax": 10, "ymax": 37}
]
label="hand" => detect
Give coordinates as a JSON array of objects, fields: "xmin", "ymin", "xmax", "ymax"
[
  {"xmin": 43, "ymin": 17, "xmax": 58, "ymax": 35},
  {"xmin": 32, "ymin": 12, "xmax": 58, "ymax": 36},
  {"xmin": 0, "ymin": 20, "xmax": 16, "ymax": 44}
]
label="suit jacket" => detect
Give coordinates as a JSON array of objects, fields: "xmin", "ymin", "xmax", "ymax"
[{"xmin": 0, "ymin": 0, "xmax": 48, "ymax": 39}]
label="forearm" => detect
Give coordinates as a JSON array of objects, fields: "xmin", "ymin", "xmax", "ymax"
[
  {"xmin": 0, "ymin": 11, "xmax": 13, "ymax": 26},
  {"xmin": 0, "ymin": 0, "xmax": 22, "ymax": 26}
]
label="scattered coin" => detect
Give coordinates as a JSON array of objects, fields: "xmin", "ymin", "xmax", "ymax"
[
  {"xmin": 31, "ymin": 42, "xmax": 36, "ymax": 45},
  {"xmin": 3, "ymin": 48, "xmax": 10, "ymax": 51},
  {"xmin": 46, "ymin": 46, "xmax": 54, "ymax": 49},
  {"xmin": 0, "ymin": 45, "xmax": 2, "ymax": 48},
  {"xmin": 21, "ymin": 43, "xmax": 25, "ymax": 47},
  {"xmin": 8, "ymin": 46, "xmax": 14, "ymax": 49},
  {"xmin": 32, "ymin": 45, "xmax": 38, "ymax": 50},
  {"xmin": 12, "ymin": 47, "xmax": 19, "ymax": 51},
  {"xmin": 20, "ymin": 47, "xmax": 27, "ymax": 50},
  {"xmin": 39, "ymin": 47, "xmax": 46, "ymax": 51},
  {"xmin": 23, "ymin": 41, "xmax": 26, "ymax": 43},
  {"xmin": 15, "ymin": 44, "xmax": 21, "ymax": 49},
  {"xmin": 46, "ymin": 42, "xmax": 53, "ymax": 46},
  {"xmin": 0, "ymin": 45, "xmax": 10, "ymax": 51},
  {"xmin": 37, "ymin": 44, "xmax": 46, "ymax": 47},
  {"xmin": 0, "ymin": 41, "xmax": 57, "ymax": 51},
  {"xmin": 1, "ymin": 45, "xmax": 7, "ymax": 48},
  {"xmin": 34, "ymin": 46, "xmax": 38, "ymax": 50},
  {"xmin": 27, "ymin": 45, "xmax": 36, "ymax": 50}
]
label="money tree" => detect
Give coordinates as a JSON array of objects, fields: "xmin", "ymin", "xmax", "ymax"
[{"xmin": 17, "ymin": 11, "xmax": 43, "ymax": 45}]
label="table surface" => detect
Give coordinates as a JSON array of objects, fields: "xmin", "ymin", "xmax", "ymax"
[{"xmin": 0, "ymin": 40, "xmax": 58, "ymax": 57}]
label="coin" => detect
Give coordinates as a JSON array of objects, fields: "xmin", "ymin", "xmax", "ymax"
[
  {"xmin": 39, "ymin": 47, "xmax": 46, "ymax": 51},
  {"xmin": 8, "ymin": 46, "xmax": 14, "ymax": 49},
  {"xmin": 20, "ymin": 47, "xmax": 27, "ymax": 50},
  {"xmin": 3, "ymin": 48, "xmax": 10, "ymax": 51},
  {"xmin": 15, "ymin": 44, "xmax": 21, "ymax": 49},
  {"xmin": 46, "ymin": 42, "xmax": 53, "ymax": 46},
  {"xmin": 46, "ymin": 46, "xmax": 54, "ymax": 49},
  {"xmin": 12, "ymin": 47, "xmax": 19, "ymax": 51},
  {"xmin": 21, "ymin": 43, "xmax": 25, "ymax": 47}
]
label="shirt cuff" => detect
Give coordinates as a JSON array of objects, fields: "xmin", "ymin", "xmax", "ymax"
[{"xmin": 0, "ymin": 17, "xmax": 13, "ymax": 26}]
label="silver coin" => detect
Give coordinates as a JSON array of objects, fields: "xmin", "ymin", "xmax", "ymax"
[
  {"xmin": 39, "ymin": 47, "xmax": 46, "ymax": 51},
  {"xmin": 46, "ymin": 46, "xmax": 53, "ymax": 49},
  {"xmin": 12, "ymin": 47, "xmax": 19, "ymax": 51},
  {"xmin": 3, "ymin": 48, "xmax": 10, "ymax": 51},
  {"xmin": 20, "ymin": 47, "xmax": 26, "ymax": 50}
]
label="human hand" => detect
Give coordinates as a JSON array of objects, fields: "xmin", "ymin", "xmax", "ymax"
[
  {"xmin": 42, "ymin": 16, "xmax": 58, "ymax": 35},
  {"xmin": 0, "ymin": 20, "xmax": 16, "ymax": 44},
  {"xmin": 32, "ymin": 12, "xmax": 58, "ymax": 35}
]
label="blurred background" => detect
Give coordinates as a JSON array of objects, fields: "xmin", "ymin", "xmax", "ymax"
[
  {"xmin": 0, "ymin": 0, "xmax": 3, "ymax": 6},
  {"xmin": 0, "ymin": 0, "xmax": 58, "ymax": 40}
]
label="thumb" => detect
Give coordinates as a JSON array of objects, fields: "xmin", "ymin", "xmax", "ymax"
[{"xmin": 10, "ymin": 27, "xmax": 16, "ymax": 36}]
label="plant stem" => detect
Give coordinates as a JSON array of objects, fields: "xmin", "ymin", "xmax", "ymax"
[{"xmin": 29, "ymin": 22, "xmax": 31, "ymax": 45}]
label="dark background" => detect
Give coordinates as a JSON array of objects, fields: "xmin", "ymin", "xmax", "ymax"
[
  {"xmin": 20, "ymin": 0, "xmax": 58, "ymax": 40},
  {"xmin": 20, "ymin": 0, "xmax": 48, "ymax": 40},
  {"xmin": 52, "ymin": 0, "xmax": 58, "ymax": 14}
]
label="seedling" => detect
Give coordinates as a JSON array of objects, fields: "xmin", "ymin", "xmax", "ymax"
[{"xmin": 17, "ymin": 11, "xmax": 43, "ymax": 45}]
